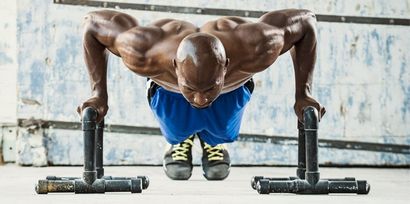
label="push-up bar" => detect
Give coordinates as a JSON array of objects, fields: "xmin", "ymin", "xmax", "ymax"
[
  {"xmin": 251, "ymin": 107, "xmax": 370, "ymax": 194},
  {"xmin": 35, "ymin": 107, "xmax": 149, "ymax": 194}
]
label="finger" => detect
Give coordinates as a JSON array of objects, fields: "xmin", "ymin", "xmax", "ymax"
[
  {"xmin": 312, "ymin": 104, "xmax": 322, "ymax": 121},
  {"xmin": 298, "ymin": 116, "xmax": 303, "ymax": 123},
  {"xmin": 76, "ymin": 106, "xmax": 81, "ymax": 115},
  {"xmin": 321, "ymin": 107, "xmax": 326, "ymax": 117},
  {"xmin": 90, "ymin": 106, "xmax": 100, "ymax": 122},
  {"xmin": 96, "ymin": 115, "xmax": 102, "ymax": 123},
  {"xmin": 78, "ymin": 103, "xmax": 89, "ymax": 120},
  {"xmin": 95, "ymin": 107, "xmax": 103, "ymax": 123},
  {"xmin": 297, "ymin": 110, "xmax": 303, "ymax": 123},
  {"xmin": 294, "ymin": 105, "xmax": 301, "ymax": 122},
  {"xmin": 98, "ymin": 106, "xmax": 109, "ymax": 123},
  {"xmin": 318, "ymin": 106, "xmax": 325, "ymax": 120}
]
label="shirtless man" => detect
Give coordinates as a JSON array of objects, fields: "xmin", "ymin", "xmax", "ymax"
[{"xmin": 77, "ymin": 9, "xmax": 326, "ymax": 180}]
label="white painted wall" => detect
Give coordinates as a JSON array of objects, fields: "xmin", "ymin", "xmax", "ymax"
[
  {"xmin": 103, "ymin": 0, "xmax": 410, "ymax": 18},
  {"xmin": 0, "ymin": 0, "xmax": 17, "ymax": 124},
  {"xmin": 1, "ymin": 0, "xmax": 409, "ymax": 165}
]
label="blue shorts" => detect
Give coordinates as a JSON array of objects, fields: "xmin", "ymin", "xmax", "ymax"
[{"xmin": 148, "ymin": 80, "xmax": 253, "ymax": 146}]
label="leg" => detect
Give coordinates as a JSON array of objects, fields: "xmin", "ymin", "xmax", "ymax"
[{"xmin": 146, "ymin": 80, "xmax": 196, "ymax": 180}]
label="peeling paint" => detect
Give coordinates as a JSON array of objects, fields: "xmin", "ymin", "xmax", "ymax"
[
  {"xmin": 0, "ymin": 52, "xmax": 13, "ymax": 65},
  {"xmin": 1, "ymin": 0, "xmax": 409, "ymax": 165},
  {"xmin": 20, "ymin": 98, "xmax": 42, "ymax": 106}
]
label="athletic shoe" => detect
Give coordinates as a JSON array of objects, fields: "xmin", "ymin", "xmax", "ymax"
[
  {"xmin": 163, "ymin": 135, "xmax": 195, "ymax": 180},
  {"xmin": 200, "ymin": 139, "xmax": 231, "ymax": 180}
]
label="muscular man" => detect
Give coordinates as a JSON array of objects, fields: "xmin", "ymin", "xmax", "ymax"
[{"xmin": 78, "ymin": 9, "xmax": 326, "ymax": 180}]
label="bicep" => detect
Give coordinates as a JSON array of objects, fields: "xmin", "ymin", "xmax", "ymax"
[
  {"xmin": 114, "ymin": 26, "xmax": 162, "ymax": 56},
  {"xmin": 259, "ymin": 9, "xmax": 317, "ymax": 54},
  {"xmin": 84, "ymin": 10, "xmax": 139, "ymax": 53}
]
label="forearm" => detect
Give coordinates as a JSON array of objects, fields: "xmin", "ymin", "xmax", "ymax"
[
  {"xmin": 82, "ymin": 11, "xmax": 138, "ymax": 101},
  {"xmin": 260, "ymin": 9, "xmax": 318, "ymax": 98},
  {"xmin": 290, "ymin": 16, "xmax": 317, "ymax": 99},
  {"xmin": 83, "ymin": 32, "xmax": 109, "ymax": 101}
]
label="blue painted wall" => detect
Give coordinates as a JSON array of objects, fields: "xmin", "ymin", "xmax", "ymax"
[{"xmin": 3, "ymin": 0, "xmax": 410, "ymax": 165}]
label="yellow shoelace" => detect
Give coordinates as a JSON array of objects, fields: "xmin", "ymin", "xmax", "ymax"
[
  {"xmin": 203, "ymin": 144, "xmax": 225, "ymax": 161},
  {"xmin": 171, "ymin": 137, "xmax": 194, "ymax": 161}
]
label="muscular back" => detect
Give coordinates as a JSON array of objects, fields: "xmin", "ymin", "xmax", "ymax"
[
  {"xmin": 84, "ymin": 10, "xmax": 293, "ymax": 93},
  {"xmin": 81, "ymin": 9, "xmax": 324, "ymax": 122},
  {"xmin": 201, "ymin": 17, "xmax": 285, "ymax": 91}
]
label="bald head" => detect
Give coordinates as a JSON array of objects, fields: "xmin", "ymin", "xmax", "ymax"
[
  {"xmin": 174, "ymin": 33, "xmax": 229, "ymax": 108},
  {"xmin": 176, "ymin": 33, "xmax": 226, "ymax": 65}
]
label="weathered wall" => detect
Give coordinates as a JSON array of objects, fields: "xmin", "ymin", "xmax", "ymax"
[
  {"xmin": 0, "ymin": 0, "xmax": 17, "ymax": 124},
  {"xmin": 1, "ymin": 0, "xmax": 409, "ymax": 165},
  {"xmin": 0, "ymin": 0, "xmax": 18, "ymax": 164},
  {"xmin": 114, "ymin": 0, "xmax": 410, "ymax": 18}
]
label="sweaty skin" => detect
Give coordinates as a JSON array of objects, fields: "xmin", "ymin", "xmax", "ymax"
[{"xmin": 77, "ymin": 9, "xmax": 326, "ymax": 122}]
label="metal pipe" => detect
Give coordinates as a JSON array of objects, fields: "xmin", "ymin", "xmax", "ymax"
[
  {"xmin": 297, "ymin": 121, "xmax": 306, "ymax": 179},
  {"xmin": 36, "ymin": 180, "xmax": 75, "ymax": 194},
  {"xmin": 251, "ymin": 106, "xmax": 370, "ymax": 195},
  {"xmin": 96, "ymin": 120, "xmax": 104, "ymax": 179},
  {"xmin": 35, "ymin": 179, "xmax": 142, "ymax": 194},
  {"xmin": 251, "ymin": 176, "xmax": 356, "ymax": 190},
  {"xmin": 35, "ymin": 107, "xmax": 149, "ymax": 194},
  {"xmin": 304, "ymin": 107, "xmax": 320, "ymax": 185},
  {"xmin": 82, "ymin": 107, "xmax": 98, "ymax": 184},
  {"xmin": 257, "ymin": 178, "xmax": 369, "ymax": 194},
  {"xmin": 43, "ymin": 176, "xmax": 149, "ymax": 190}
]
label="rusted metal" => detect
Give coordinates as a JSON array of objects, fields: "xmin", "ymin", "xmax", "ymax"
[
  {"xmin": 35, "ymin": 107, "xmax": 149, "ymax": 194},
  {"xmin": 36, "ymin": 180, "xmax": 75, "ymax": 194},
  {"xmin": 43, "ymin": 175, "xmax": 149, "ymax": 190}
]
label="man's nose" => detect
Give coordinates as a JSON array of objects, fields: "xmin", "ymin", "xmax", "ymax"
[{"xmin": 193, "ymin": 93, "xmax": 208, "ymax": 106}]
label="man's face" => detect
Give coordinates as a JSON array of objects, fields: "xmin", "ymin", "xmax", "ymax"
[{"xmin": 175, "ymin": 60, "xmax": 227, "ymax": 109}]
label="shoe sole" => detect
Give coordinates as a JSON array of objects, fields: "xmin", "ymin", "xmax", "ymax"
[
  {"xmin": 202, "ymin": 165, "xmax": 231, "ymax": 181},
  {"xmin": 163, "ymin": 160, "xmax": 193, "ymax": 180}
]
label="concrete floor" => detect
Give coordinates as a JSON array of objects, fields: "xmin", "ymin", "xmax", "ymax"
[{"xmin": 0, "ymin": 164, "xmax": 409, "ymax": 204}]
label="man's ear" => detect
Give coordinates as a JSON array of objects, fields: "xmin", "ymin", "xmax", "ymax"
[{"xmin": 173, "ymin": 59, "xmax": 177, "ymax": 68}]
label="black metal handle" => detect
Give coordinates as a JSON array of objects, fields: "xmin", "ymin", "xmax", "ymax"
[
  {"xmin": 303, "ymin": 106, "xmax": 320, "ymax": 185},
  {"xmin": 82, "ymin": 107, "xmax": 98, "ymax": 184},
  {"xmin": 303, "ymin": 106, "xmax": 319, "ymax": 130},
  {"xmin": 251, "ymin": 106, "xmax": 370, "ymax": 194},
  {"xmin": 35, "ymin": 107, "xmax": 149, "ymax": 194},
  {"xmin": 96, "ymin": 120, "xmax": 105, "ymax": 179}
]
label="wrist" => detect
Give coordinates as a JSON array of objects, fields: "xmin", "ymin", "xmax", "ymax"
[
  {"xmin": 92, "ymin": 90, "xmax": 108, "ymax": 101},
  {"xmin": 295, "ymin": 83, "xmax": 312, "ymax": 99}
]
